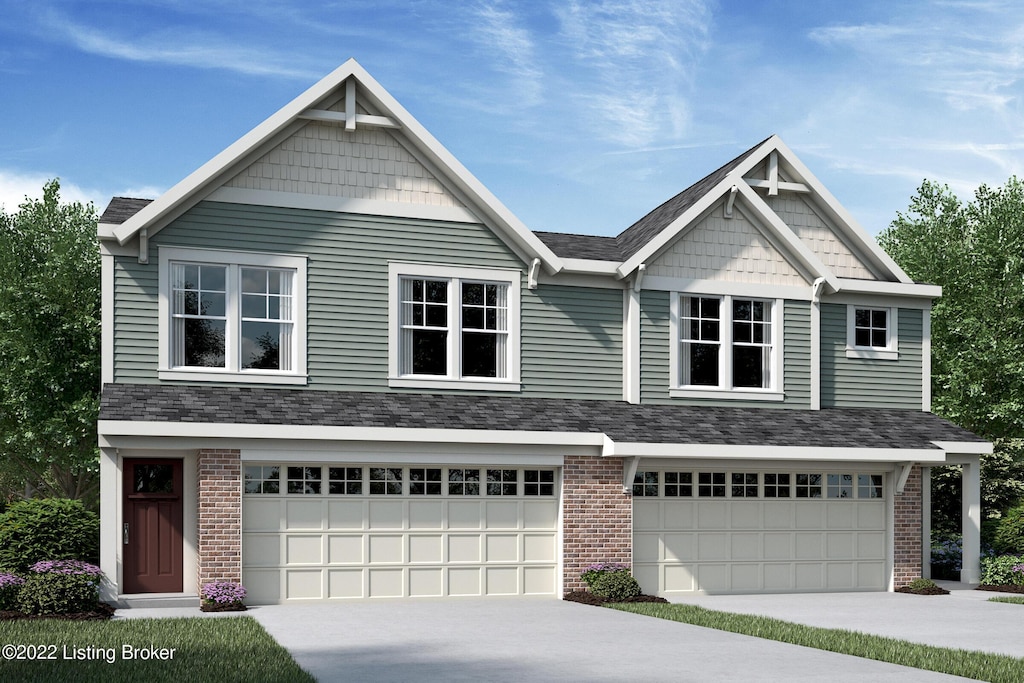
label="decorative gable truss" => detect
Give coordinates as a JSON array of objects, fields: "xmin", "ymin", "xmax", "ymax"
[{"xmin": 99, "ymin": 59, "xmax": 564, "ymax": 277}]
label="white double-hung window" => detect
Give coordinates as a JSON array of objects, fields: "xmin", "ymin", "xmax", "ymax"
[
  {"xmin": 389, "ymin": 262, "xmax": 520, "ymax": 391},
  {"xmin": 159, "ymin": 247, "xmax": 307, "ymax": 383},
  {"xmin": 670, "ymin": 294, "xmax": 783, "ymax": 400}
]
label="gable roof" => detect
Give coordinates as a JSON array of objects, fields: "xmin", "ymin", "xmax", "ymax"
[
  {"xmin": 104, "ymin": 59, "xmax": 564, "ymax": 274},
  {"xmin": 99, "ymin": 384, "xmax": 988, "ymax": 457}
]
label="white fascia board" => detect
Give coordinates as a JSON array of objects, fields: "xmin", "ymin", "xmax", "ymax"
[
  {"xmin": 833, "ymin": 278, "xmax": 941, "ymax": 299},
  {"xmin": 242, "ymin": 450, "xmax": 564, "ymax": 466},
  {"xmin": 97, "ymin": 223, "xmax": 119, "ymax": 240},
  {"xmin": 561, "ymin": 258, "xmax": 622, "ymax": 275},
  {"xmin": 734, "ymin": 182, "xmax": 840, "ymax": 292},
  {"xmin": 931, "ymin": 441, "xmax": 993, "ymax": 455},
  {"xmin": 601, "ymin": 441, "xmax": 947, "ymax": 462},
  {"xmin": 643, "ymin": 276, "xmax": 813, "ymax": 302},
  {"xmin": 770, "ymin": 138, "xmax": 913, "ymax": 284},
  {"xmin": 97, "ymin": 420, "xmax": 605, "ymax": 447}
]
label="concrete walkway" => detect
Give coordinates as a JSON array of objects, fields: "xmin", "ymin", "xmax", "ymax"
[
  {"xmin": 246, "ymin": 600, "xmax": 964, "ymax": 682},
  {"xmin": 670, "ymin": 581, "xmax": 1024, "ymax": 659}
]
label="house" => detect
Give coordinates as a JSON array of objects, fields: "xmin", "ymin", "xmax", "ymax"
[{"xmin": 97, "ymin": 59, "xmax": 989, "ymax": 604}]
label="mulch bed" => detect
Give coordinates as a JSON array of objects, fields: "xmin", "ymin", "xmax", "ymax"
[
  {"xmin": 564, "ymin": 591, "xmax": 668, "ymax": 606},
  {"xmin": 976, "ymin": 584, "xmax": 1024, "ymax": 594},
  {"xmin": 0, "ymin": 602, "xmax": 116, "ymax": 621},
  {"xmin": 200, "ymin": 601, "xmax": 248, "ymax": 612},
  {"xmin": 896, "ymin": 584, "xmax": 950, "ymax": 595}
]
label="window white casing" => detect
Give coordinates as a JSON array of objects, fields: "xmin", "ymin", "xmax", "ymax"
[
  {"xmin": 846, "ymin": 304, "xmax": 898, "ymax": 360},
  {"xmin": 158, "ymin": 246, "xmax": 308, "ymax": 384},
  {"xmin": 387, "ymin": 261, "xmax": 521, "ymax": 391},
  {"xmin": 669, "ymin": 294, "xmax": 784, "ymax": 401}
]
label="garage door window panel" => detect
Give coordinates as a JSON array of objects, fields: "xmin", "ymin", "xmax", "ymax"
[
  {"xmin": 731, "ymin": 473, "xmax": 759, "ymax": 497},
  {"xmin": 487, "ymin": 469, "xmax": 518, "ymax": 496},
  {"xmin": 245, "ymin": 465, "xmax": 280, "ymax": 494},
  {"xmin": 633, "ymin": 471, "xmax": 659, "ymax": 497},
  {"xmin": 698, "ymin": 472, "xmax": 726, "ymax": 498},
  {"xmin": 328, "ymin": 467, "xmax": 363, "ymax": 495},
  {"xmin": 795, "ymin": 474, "xmax": 823, "ymax": 498},
  {"xmin": 858, "ymin": 474, "xmax": 883, "ymax": 499},
  {"xmin": 523, "ymin": 470, "xmax": 555, "ymax": 496},
  {"xmin": 369, "ymin": 468, "xmax": 403, "ymax": 495},
  {"xmin": 764, "ymin": 473, "xmax": 791, "ymax": 498},
  {"xmin": 449, "ymin": 469, "xmax": 481, "ymax": 496},
  {"xmin": 664, "ymin": 472, "xmax": 693, "ymax": 497},
  {"xmin": 827, "ymin": 474, "xmax": 854, "ymax": 499},
  {"xmin": 409, "ymin": 468, "xmax": 442, "ymax": 495},
  {"xmin": 287, "ymin": 467, "xmax": 321, "ymax": 494}
]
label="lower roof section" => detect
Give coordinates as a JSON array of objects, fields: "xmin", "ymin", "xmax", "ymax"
[{"xmin": 99, "ymin": 384, "xmax": 989, "ymax": 460}]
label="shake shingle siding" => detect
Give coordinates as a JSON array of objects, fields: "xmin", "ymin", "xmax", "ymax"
[
  {"xmin": 820, "ymin": 304, "xmax": 924, "ymax": 408},
  {"xmin": 112, "ymin": 201, "xmax": 624, "ymax": 398}
]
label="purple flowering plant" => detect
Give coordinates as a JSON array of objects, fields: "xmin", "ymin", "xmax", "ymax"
[
  {"xmin": 202, "ymin": 581, "xmax": 247, "ymax": 605},
  {"xmin": 0, "ymin": 572, "xmax": 25, "ymax": 590},
  {"xmin": 1013, "ymin": 564, "xmax": 1024, "ymax": 576},
  {"xmin": 580, "ymin": 562, "xmax": 630, "ymax": 588},
  {"xmin": 0, "ymin": 572, "xmax": 25, "ymax": 610},
  {"xmin": 30, "ymin": 560, "xmax": 104, "ymax": 578}
]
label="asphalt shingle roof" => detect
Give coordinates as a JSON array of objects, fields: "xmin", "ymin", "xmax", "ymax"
[{"xmin": 100, "ymin": 384, "xmax": 984, "ymax": 450}]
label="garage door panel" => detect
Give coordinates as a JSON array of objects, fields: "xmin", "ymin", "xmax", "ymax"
[
  {"xmin": 448, "ymin": 567, "xmax": 482, "ymax": 596},
  {"xmin": 731, "ymin": 502, "xmax": 761, "ymax": 529},
  {"xmin": 523, "ymin": 501, "xmax": 558, "ymax": 529},
  {"xmin": 826, "ymin": 532, "xmax": 855, "ymax": 559},
  {"xmin": 827, "ymin": 505, "xmax": 856, "ymax": 529},
  {"xmin": 794, "ymin": 504, "xmax": 825, "ymax": 528},
  {"xmin": 763, "ymin": 564, "xmax": 793, "ymax": 590},
  {"xmin": 409, "ymin": 534, "xmax": 443, "ymax": 563},
  {"xmin": 485, "ymin": 501, "xmax": 519, "ymax": 529},
  {"xmin": 369, "ymin": 568, "xmax": 403, "ymax": 597},
  {"xmin": 664, "ymin": 501, "xmax": 695, "ymax": 528},
  {"xmin": 327, "ymin": 501, "xmax": 364, "ymax": 529},
  {"xmin": 409, "ymin": 501, "xmax": 443, "ymax": 529},
  {"xmin": 858, "ymin": 503, "xmax": 885, "ymax": 528},
  {"xmin": 409, "ymin": 568, "xmax": 443, "ymax": 597},
  {"xmin": 243, "ymin": 569, "xmax": 281, "ymax": 602},
  {"xmin": 485, "ymin": 567, "xmax": 518, "ymax": 595},
  {"xmin": 286, "ymin": 501, "xmax": 323, "ymax": 530},
  {"xmin": 286, "ymin": 569, "xmax": 323, "ymax": 599},
  {"xmin": 763, "ymin": 532, "xmax": 792, "ymax": 560},
  {"xmin": 524, "ymin": 565, "xmax": 555, "ymax": 594},
  {"xmin": 795, "ymin": 563, "xmax": 824, "ymax": 590},
  {"xmin": 485, "ymin": 534, "xmax": 519, "ymax": 562},
  {"xmin": 448, "ymin": 501, "xmax": 483, "ymax": 529},
  {"xmin": 697, "ymin": 533, "xmax": 729, "ymax": 560},
  {"xmin": 244, "ymin": 535, "xmax": 280, "ymax": 566},
  {"xmin": 696, "ymin": 564, "xmax": 730, "ymax": 591},
  {"xmin": 368, "ymin": 535, "xmax": 404, "ymax": 563},
  {"xmin": 245, "ymin": 500, "xmax": 282, "ymax": 531},
  {"xmin": 663, "ymin": 564, "xmax": 695, "ymax": 592},
  {"xmin": 368, "ymin": 501, "xmax": 404, "ymax": 529},
  {"xmin": 826, "ymin": 563, "xmax": 855, "ymax": 589},
  {"xmin": 697, "ymin": 502, "xmax": 728, "ymax": 528},
  {"xmin": 286, "ymin": 535, "xmax": 323, "ymax": 564},
  {"xmin": 731, "ymin": 533, "xmax": 761, "ymax": 560},
  {"xmin": 327, "ymin": 568, "xmax": 362, "ymax": 598},
  {"xmin": 763, "ymin": 503, "xmax": 793, "ymax": 529},
  {"xmin": 523, "ymin": 533, "xmax": 556, "ymax": 562},
  {"xmin": 857, "ymin": 562, "xmax": 885, "ymax": 588},
  {"xmin": 857, "ymin": 532, "xmax": 885, "ymax": 559},
  {"xmin": 663, "ymin": 533, "xmax": 694, "ymax": 561},
  {"xmin": 794, "ymin": 532, "xmax": 823, "ymax": 559},
  {"xmin": 448, "ymin": 535, "xmax": 482, "ymax": 563},
  {"xmin": 634, "ymin": 502, "xmax": 661, "ymax": 529},
  {"xmin": 328, "ymin": 535, "xmax": 363, "ymax": 564},
  {"xmin": 731, "ymin": 564, "xmax": 760, "ymax": 591}
]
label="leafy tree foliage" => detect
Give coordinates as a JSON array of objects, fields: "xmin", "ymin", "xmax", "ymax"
[
  {"xmin": 879, "ymin": 178, "xmax": 1024, "ymax": 532},
  {"xmin": 0, "ymin": 181, "xmax": 100, "ymax": 506}
]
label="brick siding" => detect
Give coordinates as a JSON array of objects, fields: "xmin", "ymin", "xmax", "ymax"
[
  {"xmin": 196, "ymin": 449, "xmax": 242, "ymax": 588},
  {"xmin": 893, "ymin": 465, "xmax": 923, "ymax": 587},
  {"xmin": 562, "ymin": 455, "xmax": 632, "ymax": 593}
]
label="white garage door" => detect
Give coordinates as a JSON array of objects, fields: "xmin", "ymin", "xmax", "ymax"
[
  {"xmin": 242, "ymin": 464, "xmax": 559, "ymax": 602},
  {"xmin": 633, "ymin": 469, "xmax": 887, "ymax": 595}
]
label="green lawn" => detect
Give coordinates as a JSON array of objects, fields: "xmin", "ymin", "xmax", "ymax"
[
  {"xmin": 0, "ymin": 616, "xmax": 314, "ymax": 683},
  {"xmin": 610, "ymin": 602, "xmax": 1024, "ymax": 683},
  {"xmin": 988, "ymin": 596, "xmax": 1024, "ymax": 605}
]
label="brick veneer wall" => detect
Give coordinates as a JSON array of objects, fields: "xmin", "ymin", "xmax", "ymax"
[
  {"xmin": 196, "ymin": 449, "xmax": 242, "ymax": 588},
  {"xmin": 562, "ymin": 455, "xmax": 632, "ymax": 593},
  {"xmin": 893, "ymin": 465, "xmax": 922, "ymax": 587}
]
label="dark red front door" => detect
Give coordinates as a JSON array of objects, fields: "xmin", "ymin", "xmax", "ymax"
[{"xmin": 123, "ymin": 459, "xmax": 184, "ymax": 593}]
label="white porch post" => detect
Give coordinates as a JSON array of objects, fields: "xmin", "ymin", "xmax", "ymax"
[
  {"xmin": 98, "ymin": 446, "xmax": 121, "ymax": 602},
  {"xmin": 961, "ymin": 458, "xmax": 982, "ymax": 584},
  {"xmin": 921, "ymin": 466, "xmax": 931, "ymax": 579}
]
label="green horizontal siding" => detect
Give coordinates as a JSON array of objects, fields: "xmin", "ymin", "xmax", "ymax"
[
  {"xmin": 640, "ymin": 292, "xmax": 811, "ymax": 408},
  {"xmin": 112, "ymin": 201, "xmax": 623, "ymax": 398},
  {"xmin": 820, "ymin": 304, "xmax": 923, "ymax": 408}
]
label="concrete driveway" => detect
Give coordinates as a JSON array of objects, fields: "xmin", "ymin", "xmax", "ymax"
[{"xmin": 242, "ymin": 599, "xmax": 967, "ymax": 682}]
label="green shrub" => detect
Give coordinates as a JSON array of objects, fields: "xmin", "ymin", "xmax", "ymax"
[
  {"xmin": 0, "ymin": 572, "xmax": 25, "ymax": 610},
  {"xmin": 980, "ymin": 554, "xmax": 1024, "ymax": 585},
  {"xmin": 993, "ymin": 505, "xmax": 1024, "ymax": 555},
  {"xmin": 0, "ymin": 498, "xmax": 99, "ymax": 571},
  {"xmin": 908, "ymin": 577, "xmax": 937, "ymax": 591},
  {"xmin": 591, "ymin": 570, "xmax": 642, "ymax": 601},
  {"xmin": 16, "ymin": 572, "xmax": 100, "ymax": 614}
]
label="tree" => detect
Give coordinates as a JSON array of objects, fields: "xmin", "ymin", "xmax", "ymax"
[
  {"xmin": 0, "ymin": 180, "xmax": 100, "ymax": 507},
  {"xmin": 879, "ymin": 178, "xmax": 1024, "ymax": 535}
]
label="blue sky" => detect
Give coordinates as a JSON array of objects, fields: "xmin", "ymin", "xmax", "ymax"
[{"xmin": 2, "ymin": 0, "xmax": 1023, "ymax": 238}]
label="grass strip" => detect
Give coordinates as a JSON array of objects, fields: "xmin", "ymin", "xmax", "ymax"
[
  {"xmin": 610, "ymin": 602, "xmax": 1024, "ymax": 683},
  {"xmin": 988, "ymin": 596, "xmax": 1024, "ymax": 605},
  {"xmin": 0, "ymin": 616, "xmax": 315, "ymax": 683}
]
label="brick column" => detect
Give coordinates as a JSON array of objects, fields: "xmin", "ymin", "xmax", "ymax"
[
  {"xmin": 197, "ymin": 449, "xmax": 242, "ymax": 589},
  {"xmin": 893, "ymin": 465, "xmax": 923, "ymax": 587},
  {"xmin": 562, "ymin": 455, "xmax": 632, "ymax": 593}
]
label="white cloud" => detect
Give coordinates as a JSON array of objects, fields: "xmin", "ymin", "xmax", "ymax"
[
  {"xmin": 42, "ymin": 10, "xmax": 319, "ymax": 80},
  {"xmin": 470, "ymin": 2, "xmax": 544, "ymax": 107},
  {"xmin": 0, "ymin": 170, "xmax": 160, "ymax": 215}
]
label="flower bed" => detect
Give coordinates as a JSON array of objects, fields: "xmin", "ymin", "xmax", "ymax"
[{"xmin": 564, "ymin": 590, "xmax": 668, "ymax": 606}]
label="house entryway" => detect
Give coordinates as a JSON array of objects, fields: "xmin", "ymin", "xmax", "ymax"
[{"xmin": 122, "ymin": 458, "xmax": 184, "ymax": 593}]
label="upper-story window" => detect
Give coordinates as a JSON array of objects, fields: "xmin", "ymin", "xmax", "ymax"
[
  {"xmin": 846, "ymin": 305, "xmax": 898, "ymax": 360},
  {"xmin": 670, "ymin": 294, "xmax": 783, "ymax": 400},
  {"xmin": 158, "ymin": 247, "xmax": 307, "ymax": 384},
  {"xmin": 388, "ymin": 262, "xmax": 521, "ymax": 391}
]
